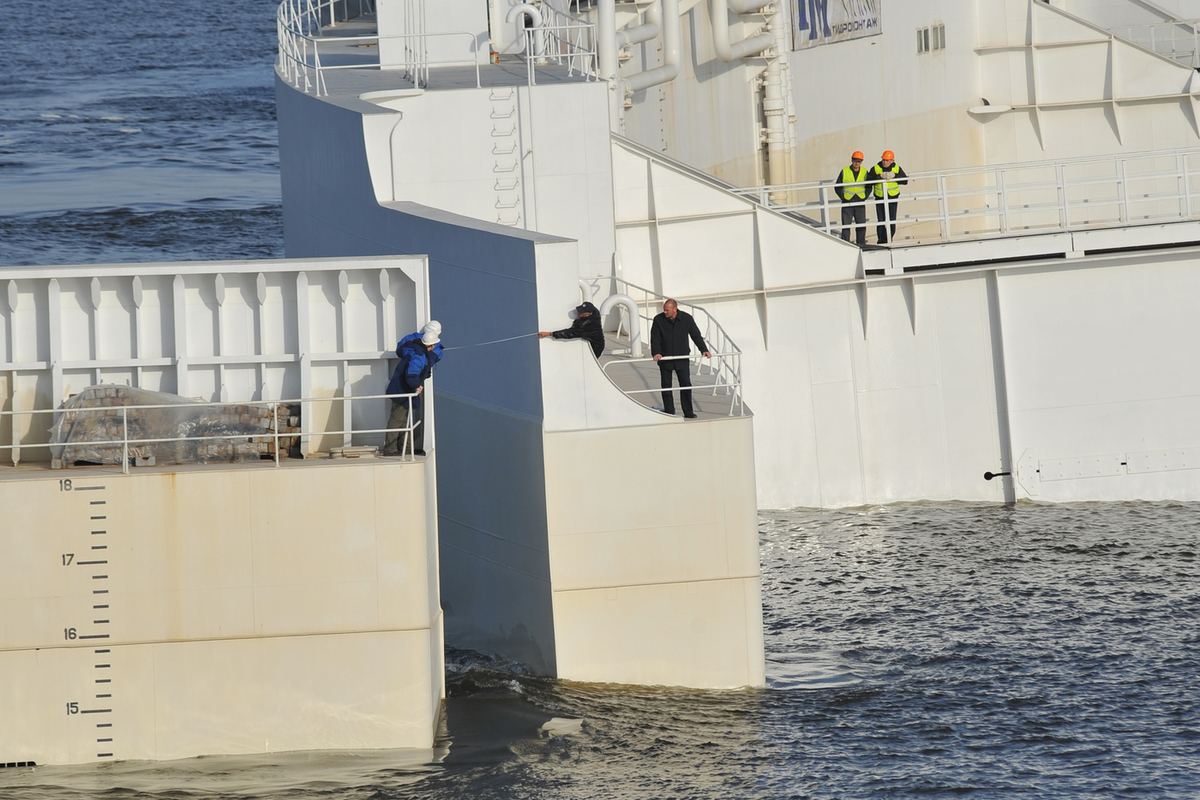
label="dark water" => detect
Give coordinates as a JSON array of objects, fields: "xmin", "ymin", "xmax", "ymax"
[
  {"xmin": 2, "ymin": 3, "xmax": 1199, "ymax": 798},
  {"xmin": 0, "ymin": 0, "xmax": 283, "ymax": 266}
]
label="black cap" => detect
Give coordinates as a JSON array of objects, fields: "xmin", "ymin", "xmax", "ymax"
[{"xmin": 576, "ymin": 301, "xmax": 598, "ymax": 315}]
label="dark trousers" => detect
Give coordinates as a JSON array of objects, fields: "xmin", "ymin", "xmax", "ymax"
[
  {"xmin": 840, "ymin": 202, "xmax": 867, "ymax": 245},
  {"xmin": 876, "ymin": 198, "xmax": 899, "ymax": 243},
  {"xmin": 383, "ymin": 398, "xmax": 424, "ymax": 456},
  {"xmin": 659, "ymin": 358, "xmax": 693, "ymax": 416}
]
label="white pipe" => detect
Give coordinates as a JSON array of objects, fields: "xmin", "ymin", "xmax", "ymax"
[
  {"xmin": 600, "ymin": 293, "xmax": 643, "ymax": 357},
  {"xmin": 763, "ymin": 5, "xmax": 790, "ymax": 194},
  {"xmin": 506, "ymin": 4, "xmax": 545, "ymax": 56},
  {"xmin": 616, "ymin": 0, "xmax": 662, "ymax": 50},
  {"xmin": 709, "ymin": 0, "xmax": 773, "ymax": 62},
  {"xmin": 579, "ymin": 278, "xmax": 595, "ymax": 304},
  {"xmin": 598, "ymin": 0, "xmax": 620, "ymax": 130},
  {"xmin": 622, "ymin": 0, "xmax": 681, "ymax": 95}
]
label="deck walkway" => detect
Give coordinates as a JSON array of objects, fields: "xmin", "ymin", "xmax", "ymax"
[
  {"xmin": 598, "ymin": 333, "xmax": 746, "ymax": 420},
  {"xmin": 286, "ymin": 13, "xmax": 594, "ymax": 97}
]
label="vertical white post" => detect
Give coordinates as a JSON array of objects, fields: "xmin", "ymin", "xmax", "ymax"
[
  {"xmin": 1185, "ymin": 153, "xmax": 1194, "ymax": 218},
  {"xmin": 598, "ymin": 0, "xmax": 619, "ymax": 130},
  {"xmin": 121, "ymin": 406, "xmax": 129, "ymax": 474},
  {"xmin": 48, "ymin": 279, "xmax": 63, "ymax": 404},
  {"xmin": 937, "ymin": 174, "xmax": 949, "ymax": 240},
  {"xmin": 131, "ymin": 276, "xmax": 143, "ymax": 389},
  {"xmin": 998, "ymin": 168, "xmax": 1010, "ymax": 233},
  {"xmin": 343, "ymin": 376, "xmax": 352, "ymax": 447},
  {"xmin": 1118, "ymin": 159, "xmax": 1129, "ymax": 223},
  {"xmin": 173, "ymin": 275, "xmax": 189, "ymax": 398},
  {"xmin": 296, "ymin": 272, "xmax": 312, "ymax": 456},
  {"xmin": 1056, "ymin": 164, "xmax": 1069, "ymax": 230}
]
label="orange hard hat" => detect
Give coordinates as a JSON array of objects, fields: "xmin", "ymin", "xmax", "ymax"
[
  {"xmin": 882, "ymin": 150, "xmax": 895, "ymax": 160},
  {"xmin": 851, "ymin": 151, "xmax": 864, "ymax": 160}
]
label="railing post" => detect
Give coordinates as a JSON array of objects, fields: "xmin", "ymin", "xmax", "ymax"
[
  {"xmin": 997, "ymin": 168, "xmax": 1010, "ymax": 234},
  {"xmin": 1185, "ymin": 153, "xmax": 1195, "ymax": 218},
  {"xmin": 820, "ymin": 186, "xmax": 832, "ymax": 236},
  {"xmin": 11, "ymin": 397, "xmax": 19, "ymax": 468},
  {"xmin": 1118, "ymin": 159, "xmax": 1130, "ymax": 224},
  {"xmin": 273, "ymin": 402, "xmax": 280, "ymax": 467},
  {"xmin": 121, "ymin": 406, "xmax": 129, "ymax": 475},
  {"xmin": 343, "ymin": 381, "xmax": 353, "ymax": 447},
  {"xmin": 937, "ymin": 174, "xmax": 950, "ymax": 240},
  {"xmin": 1057, "ymin": 164, "xmax": 1070, "ymax": 230}
]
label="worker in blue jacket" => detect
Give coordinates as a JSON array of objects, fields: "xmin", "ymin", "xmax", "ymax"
[{"xmin": 382, "ymin": 320, "xmax": 443, "ymax": 457}]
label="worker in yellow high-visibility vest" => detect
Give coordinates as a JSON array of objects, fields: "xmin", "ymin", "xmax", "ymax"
[
  {"xmin": 832, "ymin": 151, "xmax": 870, "ymax": 246},
  {"xmin": 870, "ymin": 150, "xmax": 909, "ymax": 244}
]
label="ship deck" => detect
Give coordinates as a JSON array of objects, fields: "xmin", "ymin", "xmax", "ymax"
[
  {"xmin": 599, "ymin": 333, "xmax": 748, "ymax": 419},
  {"xmin": 297, "ymin": 13, "xmax": 595, "ymax": 97}
]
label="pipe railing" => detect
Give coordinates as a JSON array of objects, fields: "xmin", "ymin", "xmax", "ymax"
[
  {"xmin": 734, "ymin": 148, "xmax": 1200, "ymax": 246},
  {"xmin": 601, "ymin": 354, "xmax": 744, "ymax": 416},
  {"xmin": 0, "ymin": 392, "xmax": 423, "ymax": 472},
  {"xmin": 586, "ymin": 276, "xmax": 745, "ymax": 415},
  {"xmin": 518, "ymin": 3, "xmax": 599, "ymax": 85},
  {"xmin": 278, "ymin": 0, "xmax": 595, "ymax": 95},
  {"xmin": 1109, "ymin": 18, "xmax": 1200, "ymax": 65}
]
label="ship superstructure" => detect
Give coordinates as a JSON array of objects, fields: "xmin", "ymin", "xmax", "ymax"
[{"xmin": 276, "ymin": 0, "xmax": 1200, "ymax": 512}]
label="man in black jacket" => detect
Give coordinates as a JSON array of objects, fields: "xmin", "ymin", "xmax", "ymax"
[
  {"xmin": 650, "ymin": 299, "xmax": 711, "ymax": 418},
  {"xmin": 538, "ymin": 301, "xmax": 605, "ymax": 357}
]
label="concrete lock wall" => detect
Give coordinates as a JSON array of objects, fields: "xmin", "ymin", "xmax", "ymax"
[{"xmin": 0, "ymin": 458, "xmax": 443, "ymax": 765}]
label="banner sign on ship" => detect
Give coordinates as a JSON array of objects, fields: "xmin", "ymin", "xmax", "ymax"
[{"xmin": 791, "ymin": 0, "xmax": 881, "ymax": 50}]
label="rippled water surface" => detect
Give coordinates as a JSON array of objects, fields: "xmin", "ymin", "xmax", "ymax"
[
  {"xmin": 3, "ymin": 3, "xmax": 1199, "ymax": 798},
  {"xmin": 0, "ymin": 0, "xmax": 282, "ymax": 265},
  {"xmin": 3, "ymin": 504, "xmax": 1199, "ymax": 798}
]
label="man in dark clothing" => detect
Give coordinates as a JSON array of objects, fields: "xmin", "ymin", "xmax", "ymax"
[
  {"xmin": 650, "ymin": 298, "xmax": 711, "ymax": 418},
  {"xmin": 382, "ymin": 320, "xmax": 443, "ymax": 457},
  {"xmin": 538, "ymin": 301, "xmax": 605, "ymax": 357}
]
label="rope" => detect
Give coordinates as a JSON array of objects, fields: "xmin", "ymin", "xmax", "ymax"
[{"xmin": 440, "ymin": 332, "xmax": 540, "ymax": 351}]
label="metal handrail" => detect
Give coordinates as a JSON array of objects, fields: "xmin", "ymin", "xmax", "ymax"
[
  {"xmin": 519, "ymin": 5, "xmax": 599, "ymax": 86},
  {"xmin": 735, "ymin": 148, "xmax": 1200, "ymax": 245},
  {"xmin": 1108, "ymin": 18, "xmax": 1200, "ymax": 65},
  {"xmin": 601, "ymin": 353, "xmax": 744, "ymax": 416},
  {"xmin": 278, "ymin": 18, "xmax": 482, "ymax": 95},
  {"xmin": 277, "ymin": 0, "xmax": 595, "ymax": 94},
  {"xmin": 586, "ymin": 276, "xmax": 746, "ymax": 415},
  {"xmin": 0, "ymin": 392, "xmax": 423, "ymax": 472}
]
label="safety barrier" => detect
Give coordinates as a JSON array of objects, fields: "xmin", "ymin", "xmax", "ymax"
[
  {"xmin": 517, "ymin": 4, "xmax": 599, "ymax": 86},
  {"xmin": 277, "ymin": 0, "xmax": 595, "ymax": 95},
  {"xmin": 735, "ymin": 147, "xmax": 1200, "ymax": 246},
  {"xmin": 585, "ymin": 276, "xmax": 745, "ymax": 416},
  {"xmin": 1109, "ymin": 18, "xmax": 1200, "ymax": 66},
  {"xmin": 0, "ymin": 392, "xmax": 422, "ymax": 471}
]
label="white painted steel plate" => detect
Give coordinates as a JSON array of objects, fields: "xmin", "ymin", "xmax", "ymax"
[{"xmin": 1038, "ymin": 454, "xmax": 1125, "ymax": 482}]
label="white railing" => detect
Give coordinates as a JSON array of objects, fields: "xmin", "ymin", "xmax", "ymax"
[
  {"xmin": 277, "ymin": 0, "xmax": 481, "ymax": 95},
  {"xmin": 735, "ymin": 148, "xmax": 1200, "ymax": 246},
  {"xmin": 518, "ymin": 4, "xmax": 599, "ymax": 86},
  {"xmin": 277, "ymin": 0, "xmax": 596, "ymax": 95},
  {"xmin": 0, "ymin": 392, "xmax": 422, "ymax": 472},
  {"xmin": 586, "ymin": 277, "xmax": 745, "ymax": 416},
  {"xmin": 1109, "ymin": 19, "xmax": 1200, "ymax": 65}
]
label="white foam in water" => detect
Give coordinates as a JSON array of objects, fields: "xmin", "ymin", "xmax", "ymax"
[{"xmin": 539, "ymin": 717, "xmax": 585, "ymax": 737}]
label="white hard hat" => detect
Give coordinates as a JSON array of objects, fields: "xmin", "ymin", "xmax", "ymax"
[{"xmin": 421, "ymin": 319, "xmax": 442, "ymax": 346}]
